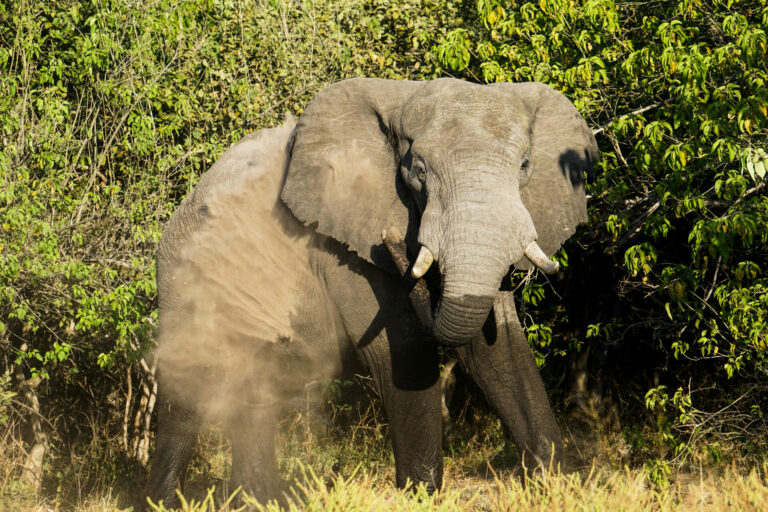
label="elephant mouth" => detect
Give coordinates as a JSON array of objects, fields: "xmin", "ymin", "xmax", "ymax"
[
  {"xmin": 411, "ymin": 241, "xmax": 559, "ymax": 278},
  {"xmin": 382, "ymin": 228, "xmax": 559, "ymax": 345}
]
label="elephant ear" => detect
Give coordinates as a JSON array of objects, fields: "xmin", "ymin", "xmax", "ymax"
[
  {"xmin": 492, "ymin": 82, "xmax": 599, "ymax": 264},
  {"xmin": 281, "ymin": 78, "xmax": 424, "ymax": 269}
]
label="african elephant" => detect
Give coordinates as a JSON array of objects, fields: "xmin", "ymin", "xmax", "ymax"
[{"xmin": 143, "ymin": 77, "xmax": 598, "ymax": 508}]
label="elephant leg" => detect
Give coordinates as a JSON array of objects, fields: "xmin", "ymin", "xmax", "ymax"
[
  {"xmin": 455, "ymin": 291, "xmax": 563, "ymax": 475},
  {"xmin": 364, "ymin": 312, "xmax": 444, "ymax": 489},
  {"xmin": 322, "ymin": 255, "xmax": 443, "ymax": 492},
  {"xmin": 142, "ymin": 394, "xmax": 198, "ymax": 511},
  {"xmin": 370, "ymin": 351, "xmax": 443, "ymax": 492},
  {"xmin": 227, "ymin": 407, "xmax": 281, "ymax": 505}
]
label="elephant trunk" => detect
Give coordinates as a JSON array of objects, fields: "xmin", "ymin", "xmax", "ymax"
[
  {"xmin": 431, "ymin": 238, "xmax": 510, "ymax": 346},
  {"xmin": 432, "ymin": 290, "xmax": 496, "ymax": 346},
  {"xmin": 418, "ymin": 163, "xmax": 558, "ymax": 346}
]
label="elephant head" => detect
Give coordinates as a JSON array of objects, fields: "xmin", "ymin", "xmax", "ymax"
[{"xmin": 282, "ymin": 78, "xmax": 598, "ymax": 346}]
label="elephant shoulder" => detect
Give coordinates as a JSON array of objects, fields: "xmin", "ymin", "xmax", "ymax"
[
  {"xmin": 157, "ymin": 118, "xmax": 316, "ymax": 347},
  {"xmin": 197, "ymin": 118, "xmax": 297, "ymax": 204},
  {"xmin": 159, "ymin": 120, "xmax": 298, "ymax": 258}
]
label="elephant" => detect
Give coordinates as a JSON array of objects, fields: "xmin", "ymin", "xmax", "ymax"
[{"xmin": 143, "ymin": 77, "xmax": 599, "ymax": 508}]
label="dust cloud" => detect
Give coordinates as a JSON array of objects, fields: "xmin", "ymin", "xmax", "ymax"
[{"xmin": 154, "ymin": 116, "xmax": 343, "ymax": 423}]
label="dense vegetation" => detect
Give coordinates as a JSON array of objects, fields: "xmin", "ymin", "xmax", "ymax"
[
  {"xmin": 438, "ymin": 0, "xmax": 768, "ymax": 479},
  {"xmin": 1, "ymin": 0, "xmax": 767, "ymax": 509}
]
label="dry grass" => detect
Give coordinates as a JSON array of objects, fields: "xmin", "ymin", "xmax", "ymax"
[
  {"xmin": 141, "ymin": 464, "xmax": 768, "ymax": 512},
  {"xmin": 6, "ymin": 463, "xmax": 768, "ymax": 512},
  {"xmin": 3, "ymin": 396, "xmax": 768, "ymax": 511}
]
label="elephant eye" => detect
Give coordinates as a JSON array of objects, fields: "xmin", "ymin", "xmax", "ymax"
[
  {"xmin": 519, "ymin": 151, "xmax": 532, "ymax": 184},
  {"xmin": 413, "ymin": 160, "xmax": 426, "ymax": 184}
]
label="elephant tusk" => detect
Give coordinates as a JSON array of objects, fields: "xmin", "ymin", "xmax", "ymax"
[
  {"xmin": 524, "ymin": 241, "xmax": 560, "ymax": 274},
  {"xmin": 411, "ymin": 246, "xmax": 434, "ymax": 279}
]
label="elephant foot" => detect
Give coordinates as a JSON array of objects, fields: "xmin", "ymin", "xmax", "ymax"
[
  {"xmin": 234, "ymin": 479, "xmax": 287, "ymax": 509},
  {"xmin": 396, "ymin": 461, "xmax": 443, "ymax": 496},
  {"xmin": 518, "ymin": 435, "xmax": 563, "ymax": 481}
]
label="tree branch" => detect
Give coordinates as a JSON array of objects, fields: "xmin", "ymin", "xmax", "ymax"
[
  {"xmin": 593, "ymin": 103, "xmax": 661, "ymax": 136},
  {"xmin": 609, "ymin": 200, "xmax": 661, "ymax": 251},
  {"xmin": 705, "ymin": 182, "xmax": 766, "ymax": 208}
]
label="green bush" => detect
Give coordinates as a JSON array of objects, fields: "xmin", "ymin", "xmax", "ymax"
[
  {"xmin": 434, "ymin": 0, "xmax": 768, "ymax": 464},
  {"xmin": 0, "ymin": 0, "xmax": 463, "ymax": 498}
]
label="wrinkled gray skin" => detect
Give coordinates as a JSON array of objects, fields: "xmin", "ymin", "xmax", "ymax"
[{"xmin": 143, "ymin": 78, "xmax": 598, "ymax": 508}]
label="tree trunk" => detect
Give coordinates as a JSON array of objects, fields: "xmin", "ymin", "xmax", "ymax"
[{"xmin": 13, "ymin": 343, "xmax": 47, "ymax": 492}]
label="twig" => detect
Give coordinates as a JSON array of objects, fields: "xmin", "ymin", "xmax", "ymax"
[
  {"xmin": 611, "ymin": 200, "xmax": 661, "ymax": 249},
  {"xmin": 8, "ymin": 398, "xmax": 55, "ymax": 429},
  {"xmin": 703, "ymin": 256, "xmax": 721, "ymax": 302},
  {"xmin": 513, "ymin": 268, "xmax": 536, "ymax": 293},
  {"xmin": 593, "ymin": 103, "xmax": 661, "ymax": 135},
  {"xmin": 65, "ymin": 104, "xmax": 101, "ymax": 180},
  {"xmin": 609, "ymin": 135, "xmax": 629, "ymax": 168},
  {"xmin": 123, "ymin": 366, "xmax": 132, "ymax": 453},
  {"xmin": 692, "ymin": 385, "xmax": 757, "ymax": 429},
  {"xmin": 279, "ymin": 1, "xmax": 290, "ymax": 40},
  {"xmin": 705, "ymin": 182, "xmax": 766, "ymax": 208},
  {"xmin": 82, "ymin": 255, "xmax": 134, "ymax": 269}
]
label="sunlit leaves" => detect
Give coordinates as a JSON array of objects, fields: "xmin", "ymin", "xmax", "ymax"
[
  {"xmin": 624, "ymin": 243, "xmax": 658, "ymax": 277},
  {"xmin": 435, "ymin": 29, "xmax": 472, "ymax": 71},
  {"xmin": 741, "ymin": 147, "xmax": 768, "ymax": 182},
  {"xmin": 433, "ymin": 0, "xmax": 768, "ymax": 455}
]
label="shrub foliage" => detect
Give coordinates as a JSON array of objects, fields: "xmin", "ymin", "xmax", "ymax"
[{"xmin": 432, "ymin": 0, "xmax": 768, "ymax": 464}]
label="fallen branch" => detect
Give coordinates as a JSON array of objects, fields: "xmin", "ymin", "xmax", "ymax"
[{"xmin": 381, "ymin": 228, "xmax": 434, "ymax": 329}]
